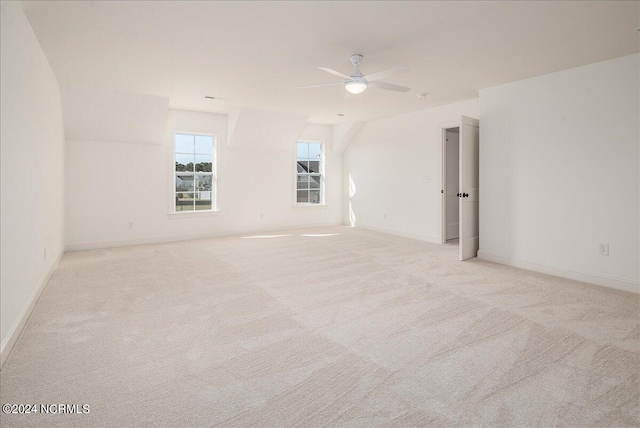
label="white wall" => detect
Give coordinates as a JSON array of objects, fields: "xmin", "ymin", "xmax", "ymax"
[
  {"xmin": 227, "ymin": 107, "xmax": 307, "ymax": 150},
  {"xmin": 0, "ymin": 3, "xmax": 66, "ymax": 364},
  {"xmin": 479, "ymin": 54, "xmax": 639, "ymax": 292},
  {"xmin": 65, "ymin": 110, "xmax": 342, "ymax": 249},
  {"xmin": 61, "ymin": 87, "xmax": 169, "ymax": 145},
  {"xmin": 343, "ymin": 99, "xmax": 478, "ymax": 241}
]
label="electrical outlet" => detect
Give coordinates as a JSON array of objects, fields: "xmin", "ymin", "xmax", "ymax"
[
  {"xmin": 598, "ymin": 243, "xmax": 609, "ymax": 256},
  {"xmin": 260, "ymin": 213, "xmax": 264, "ymax": 220},
  {"xmin": 43, "ymin": 247, "xmax": 47, "ymax": 259},
  {"xmin": 128, "ymin": 222, "xmax": 134, "ymax": 229},
  {"xmin": 383, "ymin": 213, "xmax": 387, "ymax": 220}
]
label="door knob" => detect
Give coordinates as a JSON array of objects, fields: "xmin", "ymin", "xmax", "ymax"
[
  {"xmin": 463, "ymin": 193, "xmax": 469, "ymax": 198},
  {"xmin": 457, "ymin": 193, "xmax": 461, "ymax": 197}
]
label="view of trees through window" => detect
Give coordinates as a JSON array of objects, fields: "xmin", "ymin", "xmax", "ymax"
[
  {"xmin": 296, "ymin": 141, "xmax": 322, "ymax": 204},
  {"xmin": 175, "ymin": 133, "xmax": 215, "ymax": 211}
]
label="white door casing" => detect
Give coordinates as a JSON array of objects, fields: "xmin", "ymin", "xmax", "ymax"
[{"xmin": 459, "ymin": 116, "xmax": 479, "ymax": 260}]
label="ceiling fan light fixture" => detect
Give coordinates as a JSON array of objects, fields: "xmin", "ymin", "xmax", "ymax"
[
  {"xmin": 303, "ymin": 55, "xmax": 409, "ymax": 94},
  {"xmin": 345, "ymin": 81, "xmax": 367, "ymax": 94}
]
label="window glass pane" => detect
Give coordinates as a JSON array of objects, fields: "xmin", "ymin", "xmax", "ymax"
[
  {"xmin": 195, "ymin": 190, "xmax": 213, "ymax": 202},
  {"xmin": 195, "ymin": 135, "xmax": 213, "ymax": 154},
  {"xmin": 175, "ymin": 192, "xmax": 195, "ymax": 211},
  {"xmin": 295, "ymin": 141, "xmax": 322, "ymax": 206},
  {"xmin": 309, "ymin": 175, "xmax": 321, "ymax": 189},
  {"xmin": 297, "ymin": 190, "xmax": 309, "ymax": 203},
  {"xmin": 176, "ymin": 174, "xmax": 194, "ymax": 192},
  {"xmin": 297, "ymin": 161, "xmax": 309, "ymax": 173},
  {"xmin": 195, "ymin": 191, "xmax": 212, "ymax": 211},
  {"xmin": 175, "ymin": 134, "xmax": 194, "ymax": 153},
  {"xmin": 309, "ymin": 189, "xmax": 321, "ymax": 204},
  {"xmin": 175, "ymin": 133, "xmax": 216, "ymax": 213},
  {"xmin": 195, "ymin": 154, "xmax": 213, "ymax": 172},
  {"xmin": 308, "ymin": 143, "xmax": 322, "ymax": 160},
  {"xmin": 196, "ymin": 174, "xmax": 212, "ymax": 192},
  {"xmin": 308, "ymin": 160, "xmax": 320, "ymax": 173},
  {"xmin": 176, "ymin": 154, "xmax": 194, "ymax": 172},
  {"xmin": 297, "ymin": 175, "xmax": 309, "ymax": 190},
  {"xmin": 297, "ymin": 142, "xmax": 308, "ymax": 160}
]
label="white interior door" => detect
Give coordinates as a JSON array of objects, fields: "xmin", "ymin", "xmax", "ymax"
[
  {"xmin": 459, "ymin": 116, "xmax": 479, "ymax": 260},
  {"xmin": 446, "ymin": 129, "xmax": 460, "ymax": 240}
]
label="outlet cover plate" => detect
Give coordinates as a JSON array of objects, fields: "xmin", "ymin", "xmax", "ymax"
[{"xmin": 598, "ymin": 243, "xmax": 609, "ymax": 256}]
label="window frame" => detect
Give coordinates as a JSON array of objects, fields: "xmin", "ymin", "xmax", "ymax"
[
  {"xmin": 294, "ymin": 140, "xmax": 325, "ymax": 207},
  {"xmin": 171, "ymin": 131, "xmax": 218, "ymax": 214}
]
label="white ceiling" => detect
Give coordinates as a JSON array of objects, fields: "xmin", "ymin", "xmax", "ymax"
[{"xmin": 22, "ymin": 1, "xmax": 640, "ymax": 125}]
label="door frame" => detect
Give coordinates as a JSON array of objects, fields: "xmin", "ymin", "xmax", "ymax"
[{"xmin": 439, "ymin": 120, "xmax": 461, "ymax": 244}]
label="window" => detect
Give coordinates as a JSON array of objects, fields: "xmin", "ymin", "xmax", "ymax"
[
  {"xmin": 174, "ymin": 133, "xmax": 215, "ymax": 212},
  {"xmin": 296, "ymin": 141, "xmax": 323, "ymax": 204}
]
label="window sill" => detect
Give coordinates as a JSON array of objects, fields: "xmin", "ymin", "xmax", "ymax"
[
  {"xmin": 168, "ymin": 210, "xmax": 221, "ymax": 219},
  {"xmin": 293, "ymin": 204, "xmax": 327, "ymax": 210}
]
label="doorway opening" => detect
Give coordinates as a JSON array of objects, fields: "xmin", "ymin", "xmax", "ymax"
[
  {"xmin": 440, "ymin": 116, "xmax": 480, "ymax": 260},
  {"xmin": 442, "ymin": 127, "xmax": 460, "ymax": 244}
]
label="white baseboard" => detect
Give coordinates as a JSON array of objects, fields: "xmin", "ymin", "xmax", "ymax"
[
  {"xmin": 354, "ymin": 223, "xmax": 441, "ymax": 244},
  {"xmin": 0, "ymin": 252, "xmax": 63, "ymax": 369},
  {"xmin": 477, "ymin": 250, "xmax": 639, "ymax": 294},
  {"xmin": 65, "ymin": 221, "xmax": 342, "ymax": 251}
]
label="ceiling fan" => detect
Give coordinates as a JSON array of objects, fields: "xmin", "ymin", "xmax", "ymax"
[{"xmin": 301, "ymin": 54, "xmax": 410, "ymax": 95}]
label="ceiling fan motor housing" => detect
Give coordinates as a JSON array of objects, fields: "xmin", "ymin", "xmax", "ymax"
[{"xmin": 349, "ymin": 54, "xmax": 364, "ymax": 80}]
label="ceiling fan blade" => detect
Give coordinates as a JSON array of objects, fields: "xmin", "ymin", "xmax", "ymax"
[
  {"xmin": 368, "ymin": 81, "xmax": 411, "ymax": 93},
  {"xmin": 319, "ymin": 67, "xmax": 350, "ymax": 80},
  {"xmin": 299, "ymin": 82, "xmax": 344, "ymax": 89},
  {"xmin": 364, "ymin": 66, "xmax": 409, "ymax": 82}
]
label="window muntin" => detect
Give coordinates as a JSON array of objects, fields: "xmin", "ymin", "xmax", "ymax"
[
  {"xmin": 174, "ymin": 133, "xmax": 215, "ymax": 212},
  {"xmin": 296, "ymin": 141, "xmax": 323, "ymax": 204}
]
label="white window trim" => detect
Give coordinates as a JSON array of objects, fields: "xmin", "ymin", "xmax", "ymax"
[
  {"xmin": 294, "ymin": 140, "xmax": 326, "ymax": 207},
  {"xmin": 170, "ymin": 131, "xmax": 219, "ymax": 216},
  {"xmin": 168, "ymin": 210, "xmax": 221, "ymax": 219}
]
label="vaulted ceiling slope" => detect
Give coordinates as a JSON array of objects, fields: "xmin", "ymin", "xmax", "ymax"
[{"xmin": 22, "ymin": 1, "xmax": 640, "ymax": 125}]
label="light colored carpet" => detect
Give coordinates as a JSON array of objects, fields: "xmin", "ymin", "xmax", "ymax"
[{"xmin": 1, "ymin": 226, "xmax": 638, "ymax": 427}]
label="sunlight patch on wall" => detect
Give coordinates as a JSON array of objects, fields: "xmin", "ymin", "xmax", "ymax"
[
  {"xmin": 348, "ymin": 174, "xmax": 357, "ymax": 198},
  {"xmin": 349, "ymin": 201, "xmax": 357, "ymax": 227}
]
